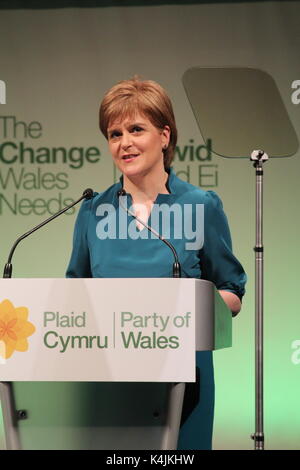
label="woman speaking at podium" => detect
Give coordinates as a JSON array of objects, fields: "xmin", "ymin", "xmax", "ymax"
[{"xmin": 66, "ymin": 77, "xmax": 246, "ymax": 449}]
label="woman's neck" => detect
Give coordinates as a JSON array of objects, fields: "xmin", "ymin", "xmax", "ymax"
[{"xmin": 123, "ymin": 169, "xmax": 170, "ymax": 203}]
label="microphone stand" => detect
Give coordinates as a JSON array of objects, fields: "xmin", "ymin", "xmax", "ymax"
[
  {"xmin": 118, "ymin": 191, "xmax": 181, "ymax": 278},
  {"xmin": 3, "ymin": 188, "xmax": 93, "ymax": 279},
  {"xmin": 250, "ymin": 149, "xmax": 268, "ymax": 450}
]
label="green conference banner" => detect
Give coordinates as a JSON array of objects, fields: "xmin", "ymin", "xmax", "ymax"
[{"xmin": 0, "ymin": 1, "xmax": 300, "ymax": 449}]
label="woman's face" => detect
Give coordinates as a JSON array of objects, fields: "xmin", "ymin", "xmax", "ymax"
[{"xmin": 107, "ymin": 113, "xmax": 170, "ymax": 179}]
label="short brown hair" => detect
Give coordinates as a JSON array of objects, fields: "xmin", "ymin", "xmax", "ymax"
[{"xmin": 99, "ymin": 77, "xmax": 177, "ymax": 169}]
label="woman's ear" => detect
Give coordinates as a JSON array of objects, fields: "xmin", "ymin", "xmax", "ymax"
[{"xmin": 161, "ymin": 125, "xmax": 171, "ymax": 149}]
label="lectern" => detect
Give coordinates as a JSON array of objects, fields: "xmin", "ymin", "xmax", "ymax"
[{"xmin": 0, "ymin": 278, "xmax": 232, "ymax": 450}]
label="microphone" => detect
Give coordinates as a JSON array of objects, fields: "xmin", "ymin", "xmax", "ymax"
[
  {"xmin": 117, "ymin": 189, "xmax": 181, "ymax": 278},
  {"xmin": 3, "ymin": 188, "xmax": 94, "ymax": 278}
]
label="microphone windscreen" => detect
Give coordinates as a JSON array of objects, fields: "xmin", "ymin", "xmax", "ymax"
[{"xmin": 83, "ymin": 188, "xmax": 94, "ymax": 200}]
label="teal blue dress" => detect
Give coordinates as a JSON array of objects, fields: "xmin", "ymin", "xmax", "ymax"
[{"xmin": 66, "ymin": 168, "xmax": 246, "ymax": 449}]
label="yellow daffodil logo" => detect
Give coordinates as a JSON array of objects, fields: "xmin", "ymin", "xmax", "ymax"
[{"xmin": 0, "ymin": 299, "xmax": 35, "ymax": 359}]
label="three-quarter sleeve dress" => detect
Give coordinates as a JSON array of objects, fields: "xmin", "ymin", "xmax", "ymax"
[{"xmin": 66, "ymin": 167, "xmax": 247, "ymax": 450}]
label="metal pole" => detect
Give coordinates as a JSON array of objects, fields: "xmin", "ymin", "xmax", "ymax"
[
  {"xmin": 250, "ymin": 149, "xmax": 268, "ymax": 450},
  {"xmin": 0, "ymin": 382, "xmax": 21, "ymax": 450}
]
